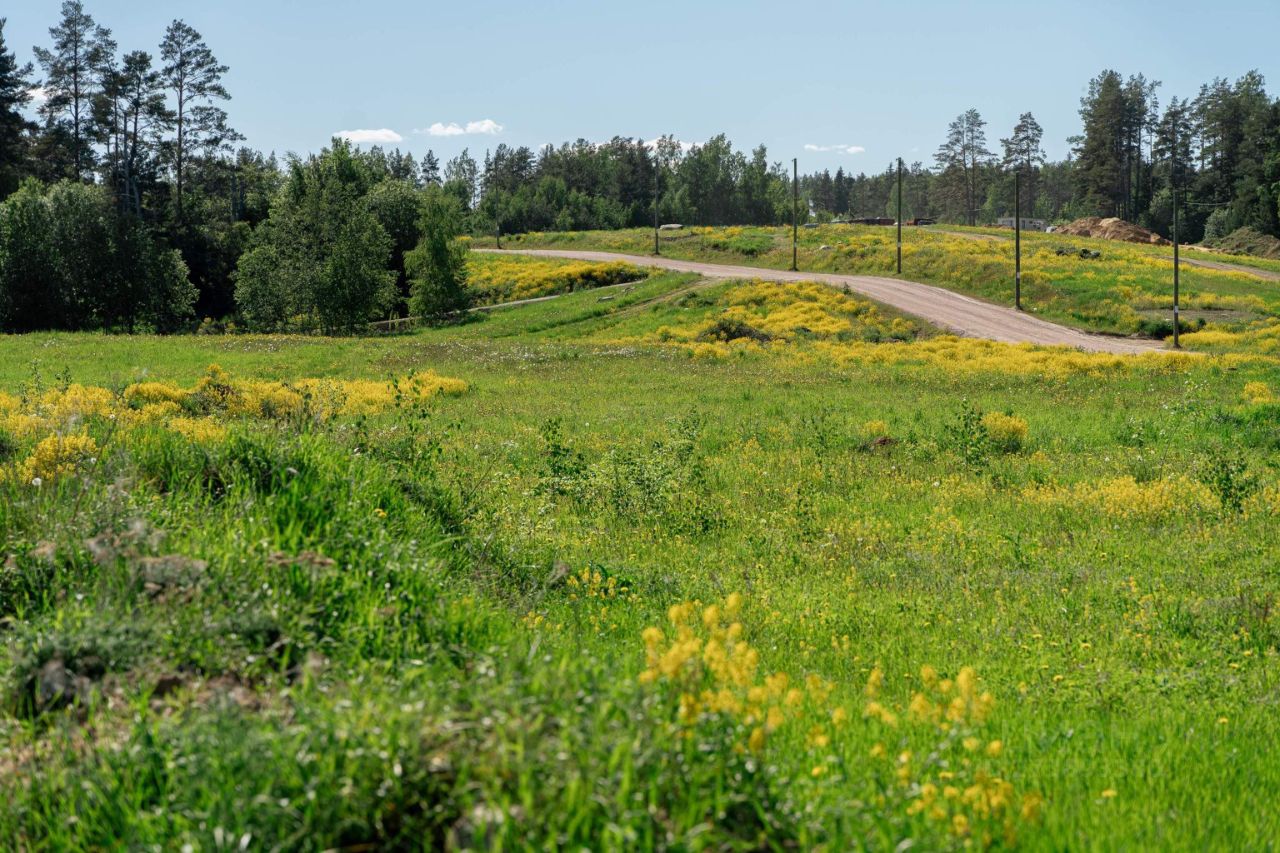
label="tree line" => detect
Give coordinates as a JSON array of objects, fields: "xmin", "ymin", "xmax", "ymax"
[
  {"xmin": 803, "ymin": 71, "xmax": 1280, "ymax": 244},
  {"xmin": 1, "ymin": 4, "xmax": 1278, "ymax": 334}
]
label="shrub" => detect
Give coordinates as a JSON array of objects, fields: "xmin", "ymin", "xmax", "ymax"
[
  {"xmin": 408, "ymin": 191, "xmax": 472, "ymax": 322},
  {"xmin": 1202, "ymin": 208, "xmax": 1233, "ymax": 243},
  {"xmin": 981, "ymin": 412, "xmax": 1028, "ymax": 453},
  {"xmin": 943, "ymin": 401, "xmax": 990, "ymax": 466},
  {"xmin": 1200, "ymin": 450, "xmax": 1258, "ymax": 514}
]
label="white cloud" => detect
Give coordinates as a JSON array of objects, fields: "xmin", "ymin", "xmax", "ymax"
[
  {"xmin": 803, "ymin": 143, "xmax": 866, "ymax": 155},
  {"xmin": 335, "ymin": 128, "xmax": 404, "ymax": 144},
  {"xmin": 643, "ymin": 137, "xmax": 697, "ymax": 153},
  {"xmin": 416, "ymin": 119, "xmax": 504, "ymax": 137},
  {"xmin": 27, "ymin": 86, "xmax": 50, "ymax": 103}
]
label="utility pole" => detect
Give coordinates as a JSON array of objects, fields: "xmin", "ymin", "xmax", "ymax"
[
  {"xmin": 653, "ymin": 142, "xmax": 661, "ymax": 256},
  {"xmin": 791, "ymin": 157, "xmax": 798, "ymax": 271},
  {"xmin": 896, "ymin": 158, "xmax": 903, "ymax": 275},
  {"xmin": 1014, "ymin": 169, "xmax": 1021, "ymax": 310},
  {"xmin": 1172, "ymin": 124, "xmax": 1180, "ymax": 348}
]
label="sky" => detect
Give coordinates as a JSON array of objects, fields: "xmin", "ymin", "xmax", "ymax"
[{"xmin": 7, "ymin": 0, "xmax": 1279, "ymax": 173}]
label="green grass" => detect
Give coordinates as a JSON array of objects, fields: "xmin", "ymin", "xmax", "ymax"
[
  {"xmin": 3, "ymin": 275, "xmax": 1280, "ymax": 848},
  {"xmin": 476, "ymin": 225, "xmax": 1280, "ymax": 338}
]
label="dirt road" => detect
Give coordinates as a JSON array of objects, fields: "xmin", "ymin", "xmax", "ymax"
[
  {"xmin": 1170, "ymin": 254, "xmax": 1280, "ymax": 281},
  {"xmin": 479, "ymin": 249, "xmax": 1166, "ymax": 354}
]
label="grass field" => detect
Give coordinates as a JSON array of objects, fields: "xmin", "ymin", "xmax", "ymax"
[
  {"xmin": 476, "ymin": 224, "xmax": 1280, "ymax": 341},
  {"xmin": 3, "ymin": 267, "xmax": 1280, "ymax": 848}
]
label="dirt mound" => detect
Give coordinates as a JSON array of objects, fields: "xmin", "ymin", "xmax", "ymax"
[
  {"xmin": 1056, "ymin": 217, "xmax": 1169, "ymax": 246},
  {"xmin": 1205, "ymin": 227, "xmax": 1280, "ymax": 260}
]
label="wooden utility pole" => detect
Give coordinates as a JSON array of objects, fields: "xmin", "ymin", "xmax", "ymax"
[
  {"xmin": 653, "ymin": 143, "xmax": 660, "ymax": 256},
  {"xmin": 791, "ymin": 158, "xmax": 798, "ymax": 271},
  {"xmin": 1172, "ymin": 124, "xmax": 1180, "ymax": 348},
  {"xmin": 1014, "ymin": 169, "xmax": 1021, "ymax": 310},
  {"xmin": 896, "ymin": 158, "xmax": 903, "ymax": 274}
]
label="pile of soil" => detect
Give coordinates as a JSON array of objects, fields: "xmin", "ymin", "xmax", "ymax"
[
  {"xmin": 1204, "ymin": 226, "xmax": 1280, "ymax": 260},
  {"xmin": 1056, "ymin": 217, "xmax": 1169, "ymax": 246}
]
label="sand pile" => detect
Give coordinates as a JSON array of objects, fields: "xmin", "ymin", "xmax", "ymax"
[{"xmin": 1057, "ymin": 217, "xmax": 1169, "ymax": 245}]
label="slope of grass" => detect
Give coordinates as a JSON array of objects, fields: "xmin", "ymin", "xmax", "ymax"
[{"xmin": 3, "ymin": 280, "xmax": 1280, "ymax": 848}]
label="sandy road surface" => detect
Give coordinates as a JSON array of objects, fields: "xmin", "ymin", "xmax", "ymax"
[{"xmin": 479, "ymin": 249, "xmax": 1167, "ymax": 354}]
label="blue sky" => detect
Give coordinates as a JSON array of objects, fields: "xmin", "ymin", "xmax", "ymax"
[{"xmin": 8, "ymin": 0, "xmax": 1279, "ymax": 172}]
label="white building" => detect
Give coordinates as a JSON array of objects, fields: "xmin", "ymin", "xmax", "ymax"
[{"xmin": 997, "ymin": 217, "xmax": 1048, "ymax": 232}]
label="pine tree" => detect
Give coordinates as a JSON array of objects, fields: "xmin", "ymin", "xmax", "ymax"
[
  {"xmin": 1000, "ymin": 112, "xmax": 1045, "ymax": 215},
  {"xmin": 160, "ymin": 19, "xmax": 238, "ymax": 223},
  {"xmin": 112, "ymin": 51, "xmax": 170, "ymax": 213},
  {"xmin": 0, "ymin": 18, "xmax": 35, "ymax": 195},
  {"xmin": 420, "ymin": 150, "xmax": 440, "ymax": 185},
  {"xmin": 33, "ymin": 1, "xmax": 113, "ymax": 181},
  {"xmin": 935, "ymin": 109, "xmax": 992, "ymax": 225}
]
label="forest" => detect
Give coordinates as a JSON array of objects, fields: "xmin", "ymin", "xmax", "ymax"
[{"xmin": 1, "ymin": 3, "xmax": 1279, "ymax": 333}]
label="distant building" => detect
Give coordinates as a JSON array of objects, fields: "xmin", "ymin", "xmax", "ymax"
[{"xmin": 997, "ymin": 217, "xmax": 1048, "ymax": 232}]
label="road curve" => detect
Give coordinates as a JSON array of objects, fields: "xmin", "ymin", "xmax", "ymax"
[{"xmin": 479, "ymin": 249, "xmax": 1166, "ymax": 354}]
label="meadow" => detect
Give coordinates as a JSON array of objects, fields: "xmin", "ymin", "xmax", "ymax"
[
  {"xmin": 478, "ymin": 224, "xmax": 1280, "ymax": 341},
  {"xmin": 2, "ymin": 266, "xmax": 1280, "ymax": 849}
]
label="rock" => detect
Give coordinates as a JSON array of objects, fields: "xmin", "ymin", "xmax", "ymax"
[
  {"xmin": 152, "ymin": 673, "xmax": 186, "ymax": 698},
  {"xmin": 37, "ymin": 659, "xmax": 91, "ymax": 712}
]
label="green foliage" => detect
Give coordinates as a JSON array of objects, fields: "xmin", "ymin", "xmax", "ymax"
[
  {"xmin": 0, "ymin": 179, "xmax": 196, "ymax": 332},
  {"xmin": 233, "ymin": 140, "xmax": 397, "ymax": 332},
  {"xmin": 0, "ymin": 19, "xmax": 34, "ymax": 197},
  {"xmin": 407, "ymin": 189, "xmax": 472, "ymax": 322},
  {"xmin": 1203, "ymin": 208, "xmax": 1233, "ymax": 242},
  {"xmin": 1200, "ymin": 450, "xmax": 1259, "ymax": 514},
  {"xmin": 537, "ymin": 417, "xmax": 587, "ymax": 497},
  {"xmin": 942, "ymin": 400, "xmax": 991, "ymax": 466}
]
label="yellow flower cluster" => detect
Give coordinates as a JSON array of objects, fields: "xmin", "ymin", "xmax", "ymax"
[
  {"xmin": 0, "ymin": 366, "xmax": 467, "ymax": 445},
  {"xmin": 903, "ymin": 664, "xmax": 996, "ymax": 730},
  {"xmin": 167, "ymin": 416, "xmax": 228, "ymax": 444},
  {"xmin": 1117, "ymin": 285, "xmax": 1266, "ymax": 314},
  {"xmin": 869, "ymin": 664, "xmax": 1042, "ymax": 843},
  {"xmin": 566, "ymin": 567, "xmax": 633, "ymax": 602},
  {"xmin": 981, "ymin": 412, "xmax": 1028, "ymax": 453},
  {"xmin": 1181, "ymin": 319, "xmax": 1280, "ymax": 353},
  {"xmin": 1243, "ymin": 381, "xmax": 1274, "ymax": 404},
  {"xmin": 1021, "ymin": 475, "xmax": 1216, "ymax": 521},
  {"xmin": 1, "ymin": 366, "xmax": 469, "ymax": 486},
  {"xmin": 860, "ymin": 420, "xmax": 890, "ymax": 440},
  {"xmin": 469, "ymin": 254, "xmax": 643, "ymax": 304},
  {"xmin": 634, "ymin": 596, "xmax": 1041, "ymax": 842},
  {"xmin": 566, "ymin": 567, "xmax": 638, "ymax": 635},
  {"xmin": 638, "ymin": 594, "xmax": 833, "ymax": 750},
  {"xmin": 15, "ymin": 433, "xmax": 99, "ymax": 485},
  {"xmin": 651, "ymin": 280, "xmax": 918, "ymax": 346}
]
